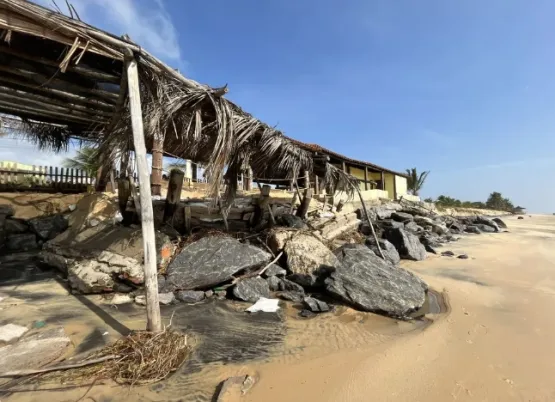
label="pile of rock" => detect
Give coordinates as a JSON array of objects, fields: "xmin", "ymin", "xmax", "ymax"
[{"xmin": 0, "ymin": 205, "xmax": 68, "ymax": 253}]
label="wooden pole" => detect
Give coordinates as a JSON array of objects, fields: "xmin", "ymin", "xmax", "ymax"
[
  {"xmin": 314, "ymin": 174, "xmax": 320, "ymax": 195},
  {"xmin": 253, "ymin": 184, "xmax": 271, "ymax": 226},
  {"xmin": 126, "ymin": 56, "xmax": 161, "ymax": 333},
  {"xmin": 151, "ymin": 133, "xmax": 165, "ymax": 196},
  {"xmin": 183, "ymin": 205, "xmax": 192, "ymax": 235},
  {"xmin": 163, "ymin": 169, "xmax": 184, "ymax": 223},
  {"xmin": 364, "ymin": 167, "xmax": 369, "ymax": 191},
  {"xmin": 381, "ymin": 171, "xmax": 385, "ymax": 190},
  {"xmin": 296, "ymin": 188, "xmax": 313, "ymax": 219},
  {"xmin": 117, "ymin": 178, "xmax": 131, "ymax": 216}
]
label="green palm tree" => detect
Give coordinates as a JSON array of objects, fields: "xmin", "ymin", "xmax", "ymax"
[
  {"xmin": 63, "ymin": 146, "xmax": 100, "ymax": 176},
  {"xmin": 405, "ymin": 168, "xmax": 430, "ymax": 196}
]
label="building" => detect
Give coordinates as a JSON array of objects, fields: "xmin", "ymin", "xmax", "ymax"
[{"xmin": 288, "ymin": 140, "xmax": 416, "ymax": 201}]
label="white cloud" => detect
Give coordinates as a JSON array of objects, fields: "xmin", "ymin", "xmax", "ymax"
[{"xmin": 34, "ymin": 0, "xmax": 183, "ymax": 66}]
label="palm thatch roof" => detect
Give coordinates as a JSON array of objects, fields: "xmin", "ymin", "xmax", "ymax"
[{"xmin": 0, "ymin": 0, "xmax": 357, "ymax": 201}]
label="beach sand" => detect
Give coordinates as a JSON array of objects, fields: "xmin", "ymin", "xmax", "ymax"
[{"xmin": 245, "ymin": 214, "xmax": 555, "ymax": 402}]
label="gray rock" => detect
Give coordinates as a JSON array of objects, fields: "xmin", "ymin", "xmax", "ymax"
[
  {"xmin": 299, "ymin": 309, "xmax": 316, "ymax": 318},
  {"xmin": 7, "ymin": 233, "xmax": 38, "ymax": 251},
  {"xmin": 325, "ymin": 244, "xmax": 427, "ymax": 317},
  {"xmin": 424, "ymin": 244, "xmax": 437, "ymax": 254},
  {"xmin": 441, "ymin": 250, "xmax": 455, "ymax": 257},
  {"xmin": 165, "ymin": 236, "xmax": 271, "ymax": 291},
  {"xmin": 277, "ymin": 214, "xmax": 307, "ymax": 229},
  {"xmin": 135, "ymin": 292, "xmax": 175, "ymax": 305},
  {"xmin": 458, "ymin": 254, "xmax": 469, "ymax": 259},
  {"xmin": 276, "ymin": 291, "xmax": 304, "ymax": 302},
  {"xmin": 303, "ymin": 296, "xmax": 330, "ymax": 313},
  {"xmin": 176, "ymin": 290, "xmax": 205, "ymax": 303},
  {"xmin": 404, "ymin": 221, "xmax": 422, "ymax": 233},
  {"xmin": 414, "ymin": 215, "xmax": 434, "ymax": 226},
  {"xmin": 266, "ymin": 276, "xmax": 282, "ymax": 291},
  {"xmin": 28, "ymin": 215, "xmax": 68, "ymax": 241},
  {"xmin": 391, "ymin": 212, "xmax": 414, "ymax": 222},
  {"xmin": 376, "ymin": 219, "xmax": 405, "ymax": 230},
  {"xmin": 492, "ymin": 218, "xmax": 507, "ymax": 229},
  {"xmin": 383, "ymin": 228, "xmax": 427, "ymax": 261},
  {"xmin": 233, "ymin": 277, "xmax": 270, "ymax": 302},
  {"xmin": 365, "ymin": 238, "xmax": 401, "ymax": 265},
  {"xmin": 216, "ymin": 375, "xmax": 257, "ymax": 401},
  {"xmin": 279, "ymin": 278, "xmax": 305, "ymax": 293},
  {"xmin": 284, "ymin": 234, "xmax": 340, "ymax": 287},
  {"xmin": 262, "ymin": 264, "xmax": 287, "ymax": 278},
  {"xmin": 474, "ymin": 216, "xmax": 500, "ymax": 232},
  {"xmin": 465, "ymin": 225, "xmax": 482, "ymax": 234},
  {"xmin": 371, "ymin": 206, "xmax": 394, "ymax": 220},
  {"xmin": 477, "ymin": 224, "xmax": 496, "ymax": 233},
  {"xmin": 517, "ymin": 216, "xmax": 524, "ymax": 219},
  {"xmin": 4, "ymin": 218, "xmax": 29, "ymax": 234},
  {"xmin": 205, "ymin": 290, "xmax": 214, "ymax": 298},
  {"xmin": 0, "ymin": 204, "xmax": 14, "ymax": 217},
  {"xmin": 215, "ymin": 290, "xmax": 227, "ymax": 299}
]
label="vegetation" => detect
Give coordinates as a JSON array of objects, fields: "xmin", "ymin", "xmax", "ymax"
[
  {"xmin": 405, "ymin": 168, "xmax": 430, "ymax": 196},
  {"xmin": 427, "ymin": 191, "xmax": 516, "ymax": 212},
  {"xmin": 63, "ymin": 146, "xmax": 99, "ymax": 176}
]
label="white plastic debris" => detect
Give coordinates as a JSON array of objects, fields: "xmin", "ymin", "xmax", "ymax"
[
  {"xmin": 68, "ymin": 204, "xmax": 77, "ymax": 211},
  {"xmin": 152, "ymin": 195, "xmax": 161, "ymax": 201},
  {"xmin": 0, "ymin": 323, "xmax": 28, "ymax": 342},
  {"xmin": 245, "ymin": 297, "xmax": 280, "ymax": 313},
  {"xmin": 113, "ymin": 211, "xmax": 124, "ymax": 223}
]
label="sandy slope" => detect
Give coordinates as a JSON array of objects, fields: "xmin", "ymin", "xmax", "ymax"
[{"xmin": 246, "ymin": 215, "xmax": 555, "ymax": 402}]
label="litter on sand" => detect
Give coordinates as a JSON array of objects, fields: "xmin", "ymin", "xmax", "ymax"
[{"xmin": 245, "ymin": 298, "xmax": 280, "ymax": 313}]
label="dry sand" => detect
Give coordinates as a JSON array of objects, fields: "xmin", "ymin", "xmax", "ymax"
[{"xmin": 245, "ymin": 214, "xmax": 555, "ymax": 402}]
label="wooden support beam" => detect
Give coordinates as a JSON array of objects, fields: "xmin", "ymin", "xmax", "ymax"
[
  {"xmin": 364, "ymin": 167, "xmax": 369, "ymax": 191},
  {"xmin": 117, "ymin": 178, "xmax": 131, "ymax": 215},
  {"xmin": 151, "ymin": 133, "xmax": 165, "ymax": 196},
  {"xmin": 381, "ymin": 171, "xmax": 385, "ymax": 191},
  {"xmin": 126, "ymin": 56, "xmax": 161, "ymax": 333},
  {"xmin": 163, "ymin": 169, "xmax": 184, "ymax": 223},
  {"xmin": 296, "ymin": 188, "xmax": 313, "ymax": 219},
  {"xmin": 314, "ymin": 174, "xmax": 320, "ymax": 195},
  {"xmin": 183, "ymin": 205, "xmax": 192, "ymax": 235},
  {"xmin": 253, "ymin": 184, "xmax": 271, "ymax": 226},
  {"xmin": 342, "ymin": 161, "xmax": 347, "ymax": 172},
  {"xmin": 0, "ymin": 101, "xmax": 103, "ymax": 125}
]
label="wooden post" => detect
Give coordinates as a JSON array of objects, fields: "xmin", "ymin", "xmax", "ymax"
[
  {"xmin": 253, "ymin": 184, "xmax": 271, "ymax": 226},
  {"xmin": 151, "ymin": 133, "xmax": 165, "ymax": 196},
  {"xmin": 117, "ymin": 178, "xmax": 131, "ymax": 215},
  {"xmin": 109, "ymin": 168, "xmax": 116, "ymax": 193},
  {"xmin": 342, "ymin": 161, "xmax": 347, "ymax": 172},
  {"xmin": 126, "ymin": 55, "xmax": 161, "ymax": 333},
  {"xmin": 364, "ymin": 167, "xmax": 369, "ymax": 191},
  {"xmin": 163, "ymin": 169, "xmax": 184, "ymax": 223},
  {"xmin": 381, "ymin": 171, "xmax": 385, "ymax": 190},
  {"xmin": 183, "ymin": 205, "xmax": 191, "ymax": 235},
  {"xmin": 314, "ymin": 174, "xmax": 320, "ymax": 195},
  {"xmin": 296, "ymin": 188, "xmax": 313, "ymax": 219}
]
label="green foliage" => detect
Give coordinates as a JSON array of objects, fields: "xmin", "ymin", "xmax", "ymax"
[
  {"xmin": 63, "ymin": 146, "xmax": 99, "ymax": 176},
  {"xmin": 405, "ymin": 167, "xmax": 430, "ymax": 196},
  {"xmin": 433, "ymin": 191, "xmax": 514, "ymax": 212}
]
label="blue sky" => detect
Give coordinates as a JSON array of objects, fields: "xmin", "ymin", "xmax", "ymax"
[{"xmin": 5, "ymin": 0, "xmax": 555, "ymax": 212}]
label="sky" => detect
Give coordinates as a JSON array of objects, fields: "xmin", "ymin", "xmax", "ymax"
[{"xmin": 3, "ymin": 0, "xmax": 555, "ymax": 212}]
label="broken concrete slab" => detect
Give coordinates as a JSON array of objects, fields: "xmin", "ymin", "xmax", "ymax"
[{"xmin": 0, "ymin": 323, "xmax": 29, "ymax": 342}]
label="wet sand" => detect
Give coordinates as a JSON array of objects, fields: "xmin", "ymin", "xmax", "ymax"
[
  {"xmin": 2, "ymin": 215, "xmax": 554, "ymax": 401},
  {"xmin": 245, "ymin": 214, "xmax": 555, "ymax": 402}
]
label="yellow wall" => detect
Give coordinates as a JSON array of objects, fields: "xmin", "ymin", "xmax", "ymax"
[{"xmin": 384, "ymin": 172, "xmax": 395, "ymax": 199}]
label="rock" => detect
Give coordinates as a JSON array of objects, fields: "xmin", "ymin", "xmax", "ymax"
[
  {"xmin": 0, "ymin": 327, "xmax": 70, "ymax": 372},
  {"xmin": 325, "ymin": 244, "xmax": 427, "ymax": 317},
  {"xmin": 284, "ymin": 234, "xmax": 341, "ymax": 287},
  {"xmin": 276, "ymin": 291, "xmax": 304, "ymax": 302},
  {"xmin": 441, "ymin": 250, "xmax": 455, "ymax": 257},
  {"xmin": 424, "ymin": 244, "xmax": 437, "ymax": 254},
  {"xmin": 6, "ymin": 233, "xmax": 38, "ymax": 251},
  {"xmin": 474, "ymin": 216, "xmax": 500, "ymax": 232},
  {"xmin": 215, "ymin": 290, "xmax": 227, "ymax": 299},
  {"xmin": 268, "ymin": 229, "xmax": 296, "ymax": 253},
  {"xmin": 391, "ymin": 212, "xmax": 414, "ymax": 222},
  {"xmin": 376, "ymin": 219, "xmax": 405, "ymax": 230},
  {"xmin": 365, "ymin": 238, "xmax": 401, "ymax": 265},
  {"xmin": 135, "ymin": 292, "xmax": 175, "ymax": 305},
  {"xmin": 414, "ymin": 215, "xmax": 434, "ymax": 226},
  {"xmin": 88, "ymin": 219, "xmax": 100, "ymax": 227},
  {"xmin": 205, "ymin": 290, "xmax": 214, "ymax": 298},
  {"xmin": 458, "ymin": 254, "xmax": 469, "ymax": 259},
  {"xmin": 303, "ymin": 296, "xmax": 330, "ymax": 313},
  {"xmin": 404, "ymin": 221, "xmax": 422, "ymax": 233},
  {"xmin": 0, "ymin": 323, "xmax": 28, "ymax": 342},
  {"xmin": 157, "ymin": 275, "xmax": 167, "ymax": 292},
  {"xmin": 28, "ymin": 215, "xmax": 68, "ymax": 241},
  {"xmin": 279, "ymin": 278, "xmax": 305, "ymax": 293},
  {"xmin": 477, "ymin": 224, "xmax": 496, "ymax": 233},
  {"xmin": 4, "ymin": 219, "xmax": 29, "ymax": 234},
  {"xmin": 233, "ymin": 277, "xmax": 270, "ymax": 302},
  {"xmin": 216, "ymin": 375, "xmax": 257, "ymax": 401},
  {"xmin": 0, "ymin": 204, "xmax": 14, "ymax": 217},
  {"xmin": 107, "ymin": 294, "xmax": 133, "ymax": 304},
  {"xmin": 383, "ymin": 228, "xmax": 427, "ymax": 261},
  {"xmin": 68, "ymin": 204, "xmax": 77, "ymax": 211},
  {"xmin": 464, "ymin": 225, "xmax": 482, "ymax": 234},
  {"xmin": 165, "ymin": 236, "xmax": 271, "ymax": 291},
  {"xmin": 299, "ymin": 309, "xmax": 316, "ymax": 318},
  {"xmin": 176, "ymin": 290, "xmax": 205, "ymax": 303},
  {"xmin": 266, "ymin": 276, "xmax": 282, "ymax": 291},
  {"xmin": 277, "ymin": 214, "xmax": 307, "ymax": 229},
  {"xmin": 492, "ymin": 218, "xmax": 507, "ymax": 229},
  {"xmin": 262, "ymin": 264, "xmax": 287, "ymax": 278},
  {"xmin": 517, "ymin": 216, "xmax": 524, "ymax": 220}
]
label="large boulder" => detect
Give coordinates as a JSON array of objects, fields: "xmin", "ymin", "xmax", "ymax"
[
  {"xmin": 165, "ymin": 236, "xmax": 271, "ymax": 291},
  {"xmin": 28, "ymin": 215, "xmax": 68, "ymax": 241},
  {"xmin": 277, "ymin": 214, "xmax": 307, "ymax": 229},
  {"xmin": 404, "ymin": 221, "xmax": 422, "ymax": 233},
  {"xmin": 6, "ymin": 233, "xmax": 38, "ymax": 251},
  {"xmin": 413, "ymin": 215, "xmax": 434, "ymax": 226},
  {"xmin": 465, "ymin": 225, "xmax": 482, "ymax": 234},
  {"xmin": 391, "ymin": 212, "xmax": 414, "ymax": 222},
  {"xmin": 4, "ymin": 218, "xmax": 29, "ymax": 234},
  {"xmin": 477, "ymin": 224, "xmax": 496, "ymax": 233},
  {"xmin": 383, "ymin": 228, "xmax": 427, "ymax": 261},
  {"xmin": 365, "ymin": 238, "xmax": 401, "ymax": 265},
  {"xmin": 325, "ymin": 244, "xmax": 427, "ymax": 317},
  {"xmin": 492, "ymin": 218, "xmax": 507, "ymax": 229},
  {"xmin": 376, "ymin": 219, "xmax": 404, "ymax": 230},
  {"xmin": 0, "ymin": 204, "xmax": 15, "ymax": 217},
  {"xmin": 474, "ymin": 216, "xmax": 500, "ymax": 232},
  {"xmin": 284, "ymin": 233, "xmax": 340, "ymax": 287},
  {"xmin": 233, "ymin": 277, "xmax": 270, "ymax": 302}
]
